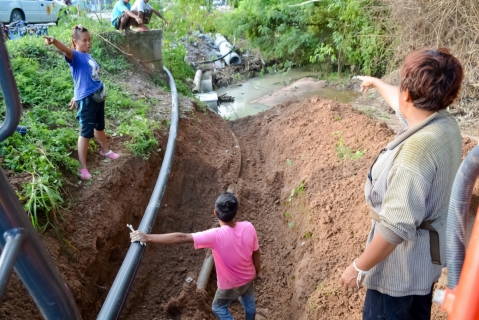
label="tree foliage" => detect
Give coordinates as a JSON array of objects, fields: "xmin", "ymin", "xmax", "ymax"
[{"xmin": 216, "ymin": 0, "xmax": 391, "ymax": 75}]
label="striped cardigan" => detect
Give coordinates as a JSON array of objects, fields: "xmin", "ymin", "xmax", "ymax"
[{"xmin": 363, "ymin": 110, "xmax": 462, "ymax": 296}]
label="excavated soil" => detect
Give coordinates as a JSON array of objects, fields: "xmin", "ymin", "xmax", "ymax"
[{"xmin": 1, "ymin": 95, "xmax": 478, "ymax": 319}]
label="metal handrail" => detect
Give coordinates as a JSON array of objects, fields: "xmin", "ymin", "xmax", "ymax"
[
  {"xmin": 0, "ymin": 23, "xmax": 22, "ymax": 143},
  {"xmin": 97, "ymin": 66, "xmax": 179, "ymax": 319},
  {"xmin": 0, "ymin": 26, "xmax": 82, "ymax": 319}
]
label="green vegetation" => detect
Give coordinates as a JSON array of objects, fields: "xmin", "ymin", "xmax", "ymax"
[
  {"xmin": 333, "ymin": 131, "xmax": 365, "ymax": 160},
  {"xmin": 286, "ymin": 180, "xmax": 306, "ymax": 204},
  {"xmin": 0, "ymin": 12, "xmax": 172, "ymax": 230},
  {"xmin": 215, "ymin": 0, "xmax": 390, "ymax": 76}
]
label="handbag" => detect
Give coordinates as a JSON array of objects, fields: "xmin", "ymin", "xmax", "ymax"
[{"xmin": 92, "ymin": 84, "xmax": 107, "ymax": 103}]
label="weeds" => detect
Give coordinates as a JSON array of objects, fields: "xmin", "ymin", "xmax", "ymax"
[
  {"xmin": 286, "ymin": 180, "xmax": 306, "ymax": 204},
  {"xmin": 363, "ymin": 108, "xmax": 374, "ymax": 118},
  {"xmin": 333, "ymin": 131, "xmax": 365, "ymax": 160},
  {"xmin": 1, "ymin": 13, "xmax": 166, "ymax": 230}
]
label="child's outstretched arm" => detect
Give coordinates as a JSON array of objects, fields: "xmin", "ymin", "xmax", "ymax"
[
  {"xmin": 130, "ymin": 230, "xmax": 193, "ymax": 244},
  {"xmin": 252, "ymin": 249, "xmax": 261, "ymax": 276},
  {"xmin": 44, "ymin": 36, "xmax": 73, "ymax": 61}
]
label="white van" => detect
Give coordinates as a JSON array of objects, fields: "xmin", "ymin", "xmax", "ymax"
[{"xmin": 0, "ymin": 0, "xmax": 64, "ymax": 24}]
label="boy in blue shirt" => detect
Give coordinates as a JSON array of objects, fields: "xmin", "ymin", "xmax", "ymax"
[{"xmin": 111, "ymin": 0, "xmax": 142, "ymax": 35}]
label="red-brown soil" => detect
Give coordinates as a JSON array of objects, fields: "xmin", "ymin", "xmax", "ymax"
[{"xmin": 1, "ymin": 97, "xmax": 477, "ymax": 319}]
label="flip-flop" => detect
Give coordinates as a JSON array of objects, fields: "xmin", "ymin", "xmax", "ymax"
[
  {"xmin": 100, "ymin": 150, "xmax": 120, "ymax": 159},
  {"xmin": 79, "ymin": 168, "xmax": 92, "ymax": 180}
]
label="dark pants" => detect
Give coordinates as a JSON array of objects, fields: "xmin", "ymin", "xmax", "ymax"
[{"xmin": 363, "ymin": 286, "xmax": 434, "ymax": 320}]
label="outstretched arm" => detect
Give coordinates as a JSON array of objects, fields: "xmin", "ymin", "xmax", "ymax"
[
  {"xmin": 131, "ymin": 230, "xmax": 193, "ymax": 244},
  {"xmin": 252, "ymin": 249, "xmax": 261, "ymax": 275},
  {"xmin": 357, "ymin": 76, "xmax": 399, "ymax": 112},
  {"xmin": 153, "ymin": 9, "xmax": 168, "ymax": 27},
  {"xmin": 44, "ymin": 36, "xmax": 73, "ymax": 61}
]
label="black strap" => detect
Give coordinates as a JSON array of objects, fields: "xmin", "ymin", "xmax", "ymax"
[
  {"xmin": 418, "ymin": 219, "xmax": 441, "ymax": 265},
  {"xmin": 370, "ymin": 211, "xmax": 441, "ymax": 265}
]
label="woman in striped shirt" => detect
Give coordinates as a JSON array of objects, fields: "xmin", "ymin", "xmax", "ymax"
[{"xmin": 340, "ymin": 48, "xmax": 464, "ymax": 319}]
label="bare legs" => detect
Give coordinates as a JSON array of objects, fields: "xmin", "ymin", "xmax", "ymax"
[{"xmin": 78, "ymin": 130, "xmax": 110, "ymax": 170}]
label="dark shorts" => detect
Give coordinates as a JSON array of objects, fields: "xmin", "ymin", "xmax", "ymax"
[
  {"xmin": 363, "ymin": 285, "xmax": 434, "ymax": 320},
  {"xmin": 75, "ymin": 93, "xmax": 105, "ymax": 139},
  {"xmin": 113, "ymin": 11, "xmax": 128, "ymax": 30}
]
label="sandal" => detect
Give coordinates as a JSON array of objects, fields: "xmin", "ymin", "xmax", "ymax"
[
  {"xmin": 100, "ymin": 150, "xmax": 120, "ymax": 159},
  {"xmin": 79, "ymin": 168, "xmax": 92, "ymax": 180}
]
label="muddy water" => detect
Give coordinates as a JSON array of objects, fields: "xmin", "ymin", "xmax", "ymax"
[{"xmin": 216, "ymin": 69, "xmax": 360, "ymax": 119}]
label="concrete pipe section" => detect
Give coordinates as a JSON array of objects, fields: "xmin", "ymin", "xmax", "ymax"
[{"xmin": 214, "ymin": 34, "xmax": 242, "ymax": 66}]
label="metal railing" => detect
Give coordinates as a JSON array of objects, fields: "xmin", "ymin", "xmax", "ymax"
[
  {"xmin": 0, "ymin": 26, "xmax": 82, "ymax": 319},
  {"xmin": 0, "ymin": 24, "xmax": 180, "ymax": 319}
]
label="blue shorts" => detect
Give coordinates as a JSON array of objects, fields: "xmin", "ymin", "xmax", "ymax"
[{"xmin": 75, "ymin": 94, "xmax": 105, "ymax": 139}]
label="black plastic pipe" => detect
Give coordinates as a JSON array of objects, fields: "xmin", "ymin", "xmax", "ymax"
[
  {"xmin": 97, "ymin": 66, "xmax": 179, "ymax": 320},
  {"xmin": 446, "ymin": 145, "xmax": 479, "ymax": 288},
  {"xmin": 0, "ymin": 23, "xmax": 22, "ymax": 143},
  {"xmin": 0, "ymin": 25, "xmax": 82, "ymax": 319}
]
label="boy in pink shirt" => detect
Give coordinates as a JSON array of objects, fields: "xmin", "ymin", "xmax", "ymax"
[{"xmin": 130, "ymin": 193, "xmax": 261, "ymax": 320}]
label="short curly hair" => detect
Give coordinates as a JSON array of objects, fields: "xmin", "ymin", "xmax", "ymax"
[{"xmin": 399, "ymin": 48, "xmax": 464, "ymax": 111}]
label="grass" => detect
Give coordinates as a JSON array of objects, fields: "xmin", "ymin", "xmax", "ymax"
[
  {"xmin": 363, "ymin": 108, "xmax": 374, "ymax": 118},
  {"xmin": 333, "ymin": 131, "xmax": 365, "ymax": 160},
  {"xmin": 0, "ymin": 11, "xmax": 185, "ymax": 230}
]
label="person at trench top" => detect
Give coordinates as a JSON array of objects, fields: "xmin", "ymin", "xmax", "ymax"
[
  {"xmin": 111, "ymin": 0, "xmax": 143, "ymax": 36},
  {"xmin": 44, "ymin": 25, "xmax": 120, "ymax": 180},
  {"xmin": 339, "ymin": 47, "xmax": 464, "ymax": 320},
  {"xmin": 129, "ymin": 0, "xmax": 168, "ymax": 31},
  {"xmin": 130, "ymin": 192, "xmax": 261, "ymax": 320}
]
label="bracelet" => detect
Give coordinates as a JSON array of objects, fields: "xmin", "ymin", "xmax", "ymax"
[{"xmin": 353, "ymin": 259, "xmax": 369, "ymax": 289}]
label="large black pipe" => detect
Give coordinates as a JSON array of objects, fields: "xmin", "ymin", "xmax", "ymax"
[
  {"xmin": 97, "ymin": 66, "xmax": 179, "ymax": 320},
  {"xmin": 446, "ymin": 145, "xmax": 479, "ymax": 288},
  {"xmin": 0, "ymin": 27, "xmax": 82, "ymax": 319},
  {"xmin": 0, "ymin": 23, "xmax": 22, "ymax": 143}
]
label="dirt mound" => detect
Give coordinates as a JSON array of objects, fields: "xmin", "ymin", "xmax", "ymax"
[
  {"xmin": 165, "ymin": 280, "xmax": 214, "ymax": 320},
  {"xmin": 230, "ymin": 97, "xmax": 477, "ymax": 319}
]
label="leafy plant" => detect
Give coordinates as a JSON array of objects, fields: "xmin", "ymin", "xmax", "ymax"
[
  {"xmin": 286, "ymin": 180, "xmax": 307, "ymax": 204},
  {"xmin": 117, "ymin": 118, "xmax": 160, "ymax": 159},
  {"xmin": 333, "ymin": 131, "xmax": 365, "ymax": 160}
]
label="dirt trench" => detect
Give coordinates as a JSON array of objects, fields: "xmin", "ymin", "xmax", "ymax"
[
  {"xmin": 124, "ymin": 97, "xmax": 478, "ymax": 320},
  {"xmin": 1, "ymin": 97, "xmax": 478, "ymax": 319}
]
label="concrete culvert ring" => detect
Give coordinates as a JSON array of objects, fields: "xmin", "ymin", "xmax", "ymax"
[{"xmin": 229, "ymin": 56, "xmax": 242, "ymax": 65}]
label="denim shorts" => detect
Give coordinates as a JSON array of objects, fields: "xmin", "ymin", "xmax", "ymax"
[{"xmin": 75, "ymin": 94, "xmax": 105, "ymax": 139}]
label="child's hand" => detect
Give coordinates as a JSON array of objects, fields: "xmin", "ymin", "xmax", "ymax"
[
  {"xmin": 43, "ymin": 36, "xmax": 55, "ymax": 45},
  {"xmin": 69, "ymin": 97, "xmax": 75, "ymax": 110},
  {"xmin": 130, "ymin": 230, "xmax": 148, "ymax": 244}
]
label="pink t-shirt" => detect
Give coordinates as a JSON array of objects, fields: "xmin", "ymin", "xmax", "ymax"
[{"xmin": 192, "ymin": 221, "xmax": 259, "ymax": 290}]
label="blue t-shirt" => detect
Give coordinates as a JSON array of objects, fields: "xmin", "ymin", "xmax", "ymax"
[
  {"xmin": 111, "ymin": 0, "xmax": 131, "ymax": 26},
  {"xmin": 65, "ymin": 50, "xmax": 102, "ymax": 101}
]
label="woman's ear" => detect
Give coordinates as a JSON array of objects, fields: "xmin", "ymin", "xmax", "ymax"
[
  {"xmin": 403, "ymin": 90, "xmax": 412, "ymax": 103},
  {"xmin": 213, "ymin": 209, "xmax": 217, "ymax": 216}
]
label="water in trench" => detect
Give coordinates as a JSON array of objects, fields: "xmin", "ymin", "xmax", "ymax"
[{"xmin": 216, "ymin": 68, "xmax": 361, "ymax": 119}]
